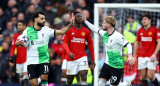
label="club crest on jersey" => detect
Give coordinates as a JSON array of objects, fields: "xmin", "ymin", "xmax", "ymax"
[
  {"xmin": 149, "ymin": 32, "xmax": 152, "ymax": 35},
  {"xmin": 81, "ymin": 32, "xmax": 85, "ymax": 36},
  {"xmin": 68, "ymin": 69, "xmax": 70, "ymax": 73}
]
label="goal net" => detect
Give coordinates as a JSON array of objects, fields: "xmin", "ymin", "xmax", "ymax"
[{"xmin": 94, "ymin": 4, "xmax": 160, "ymax": 86}]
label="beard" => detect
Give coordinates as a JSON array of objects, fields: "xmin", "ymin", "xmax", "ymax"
[{"xmin": 37, "ymin": 22, "xmax": 44, "ymax": 27}]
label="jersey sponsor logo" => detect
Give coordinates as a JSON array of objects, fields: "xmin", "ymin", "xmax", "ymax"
[
  {"xmin": 140, "ymin": 33, "xmax": 143, "ymax": 35},
  {"xmin": 149, "ymin": 32, "xmax": 152, "ymax": 35},
  {"xmin": 141, "ymin": 37, "xmax": 152, "ymax": 41},
  {"xmin": 157, "ymin": 33, "xmax": 160, "ymax": 36},
  {"xmin": 81, "ymin": 32, "xmax": 85, "ymax": 36},
  {"xmin": 71, "ymin": 37, "xmax": 85, "ymax": 43}
]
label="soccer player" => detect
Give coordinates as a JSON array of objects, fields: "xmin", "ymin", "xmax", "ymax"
[
  {"xmin": 15, "ymin": 11, "xmax": 75, "ymax": 86},
  {"xmin": 9, "ymin": 20, "xmax": 29, "ymax": 86},
  {"xmin": 134, "ymin": 14, "xmax": 160, "ymax": 86},
  {"xmin": 63, "ymin": 11, "xmax": 95, "ymax": 86},
  {"xmin": 61, "ymin": 47, "xmax": 81, "ymax": 86},
  {"xmin": 83, "ymin": 15, "xmax": 135, "ymax": 86}
]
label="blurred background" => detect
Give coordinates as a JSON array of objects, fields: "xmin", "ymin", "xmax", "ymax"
[{"xmin": 0, "ymin": 0, "xmax": 160, "ymax": 86}]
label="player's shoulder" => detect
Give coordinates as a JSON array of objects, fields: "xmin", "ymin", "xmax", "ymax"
[
  {"xmin": 150, "ymin": 26, "xmax": 158, "ymax": 30},
  {"xmin": 137, "ymin": 27, "xmax": 144, "ymax": 32},
  {"xmin": 82, "ymin": 26, "xmax": 90, "ymax": 32},
  {"xmin": 14, "ymin": 33, "xmax": 20, "ymax": 38},
  {"xmin": 114, "ymin": 30, "xmax": 123, "ymax": 36}
]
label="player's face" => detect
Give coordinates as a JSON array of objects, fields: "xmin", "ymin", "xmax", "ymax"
[
  {"xmin": 142, "ymin": 17, "xmax": 151, "ymax": 26},
  {"xmin": 17, "ymin": 22, "xmax": 26, "ymax": 32},
  {"xmin": 75, "ymin": 13, "xmax": 82, "ymax": 24},
  {"xmin": 36, "ymin": 14, "xmax": 45, "ymax": 27},
  {"xmin": 102, "ymin": 20, "xmax": 110, "ymax": 30}
]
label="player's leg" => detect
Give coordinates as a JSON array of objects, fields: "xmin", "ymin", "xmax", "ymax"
[
  {"xmin": 77, "ymin": 56, "xmax": 88, "ymax": 86},
  {"xmin": 27, "ymin": 64, "xmax": 39, "ymax": 86},
  {"xmin": 138, "ymin": 57, "xmax": 148, "ymax": 86},
  {"xmin": 23, "ymin": 72, "xmax": 29, "ymax": 86},
  {"xmin": 66, "ymin": 60, "xmax": 78, "ymax": 85},
  {"xmin": 79, "ymin": 70, "xmax": 88, "ymax": 86},
  {"xmin": 147, "ymin": 58, "xmax": 159, "ymax": 86},
  {"xmin": 39, "ymin": 63, "xmax": 49, "ymax": 86},
  {"xmin": 109, "ymin": 66, "xmax": 123, "ymax": 86},
  {"xmin": 98, "ymin": 63, "xmax": 111, "ymax": 86},
  {"xmin": 76, "ymin": 72, "xmax": 81, "ymax": 86},
  {"xmin": 16, "ymin": 64, "xmax": 24, "ymax": 85},
  {"xmin": 23, "ymin": 63, "xmax": 29, "ymax": 86},
  {"xmin": 66, "ymin": 75, "xmax": 75, "ymax": 85},
  {"xmin": 61, "ymin": 59, "xmax": 67, "ymax": 85}
]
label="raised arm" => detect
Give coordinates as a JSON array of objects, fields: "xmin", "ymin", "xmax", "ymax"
[
  {"xmin": 84, "ymin": 20, "xmax": 99, "ymax": 34},
  {"xmin": 55, "ymin": 13, "xmax": 75, "ymax": 36}
]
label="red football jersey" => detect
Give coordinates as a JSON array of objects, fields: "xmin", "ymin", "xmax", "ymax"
[
  {"xmin": 136, "ymin": 26, "xmax": 160, "ymax": 57},
  {"xmin": 10, "ymin": 33, "xmax": 27, "ymax": 64},
  {"xmin": 63, "ymin": 26, "xmax": 94, "ymax": 61}
]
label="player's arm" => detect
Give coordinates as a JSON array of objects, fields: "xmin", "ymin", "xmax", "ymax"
[
  {"xmin": 150, "ymin": 29, "xmax": 160, "ymax": 61},
  {"xmin": 55, "ymin": 13, "xmax": 75, "ymax": 36},
  {"xmin": 118, "ymin": 35, "xmax": 135, "ymax": 65},
  {"xmin": 133, "ymin": 41, "xmax": 139, "ymax": 58},
  {"xmin": 83, "ymin": 15, "xmax": 106, "ymax": 37},
  {"xmin": 63, "ymin": 33, "xmax": 75, "ymax": 60},
  {"xmin": 15, "ymin": 29, "xmax": 28, "ymax": 46},
  {"xmin": 87, "ymin": 31, "xmax": 95, "ymax": 69},
  {"xmin": 133, "ymin": 30, "xmax": 141, "ymax": 58}
]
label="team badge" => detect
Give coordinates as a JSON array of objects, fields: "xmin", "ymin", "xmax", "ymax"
[
  {"xmin": 149, "ymin": 32, "xmax": 152, "ymax": 35},
  {"xmin": 81, "ymin": 32, "xmax": 85, "ymax": 36},
  {"xmin": 68, "ymin": 69, "xmax": 70, "ymax": 73}
]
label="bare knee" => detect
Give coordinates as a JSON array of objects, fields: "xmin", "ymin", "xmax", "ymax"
[
  {"xmin": 80, "ymin": 70, "xmax": 88, "ymax": 81},
  {"xmin": 41, "ymin": 75, "xmax": 48, "ymax": 81},
  {"xmin": 62, "ymin": 70, "xmax": 67, "ymax": 78},
  {"xmin": 67, "ymin": 76, "xmax": 74, "ymax": 85},
  {"xmin": 30, "ymin": 79, "xmax": 38, "ymax": 86},
  {"xmin": 147, "ymin": 73, "xmax": 154, "ymax": 81}
]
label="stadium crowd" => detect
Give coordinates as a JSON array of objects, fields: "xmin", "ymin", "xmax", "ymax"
[{"xmin": 0, "ymin": 0, "xmax": 160, "ymax": 86}]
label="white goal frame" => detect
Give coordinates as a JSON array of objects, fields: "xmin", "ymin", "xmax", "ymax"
[{"xmin": 94, "ymin": 4, "xmax": 160, "ymax": 86}]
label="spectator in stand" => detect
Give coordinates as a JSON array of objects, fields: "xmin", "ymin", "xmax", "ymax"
[
  {"xmin": 2, "ymin": 21, "xmax": 16, "ymax": 38},
  {"xmin": 17, "ymin": 0, "xmax": 29, "ymax": 13},
  {"xmin": 4, "ymin": 0, "xmax": 17, "ymax": 20},
  {"xmin": 0, "ymin": 7, "xmax": 6, "ymax": 32},
  {"xmin": 44, "ymin": 1, "xmax": 57, "ymax": 25},
  {"xmin": 17, "ymin": 12, "xmax": 25, "ymax": 21},
  {"xmin": 25, "ymin": 4, "xmax": 36, "ymax": 21},
  {"xmin": 11, "ymin": 16, "xmax": 18, "ymax": 33}
]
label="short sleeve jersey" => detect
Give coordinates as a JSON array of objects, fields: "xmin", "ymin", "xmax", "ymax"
[
  {"xmin": 19, "ymin": 26, "xmax": 55, "ymax": 65},
  {"xmin": 98, "ymin": 29, "xmax": 129, "ymax": 68},
  {"xmin": 136, "ymin": 26, "xmax": 160, "ymax": 57},
  {"xmin": 63, "ymin": 26, "xmax": 93, "ymax": 61}
]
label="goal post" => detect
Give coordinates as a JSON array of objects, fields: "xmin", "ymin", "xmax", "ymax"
[{"xmin": 94, "ymin": 4, "xmax": 160, "ymax": 86}]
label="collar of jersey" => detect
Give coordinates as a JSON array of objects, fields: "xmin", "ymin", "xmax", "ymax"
[
  {"xmin": 108, "ymin": 29, "xmax": 115, "ymax": 36},
  {"xmin": 33, "ymin": 26, "xmax": 41, "ymax": 31}
]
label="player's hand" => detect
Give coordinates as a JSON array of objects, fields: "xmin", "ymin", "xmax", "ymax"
[
  {"xmin": 9, "ymin": 56, "xmax": 16, "ymax": 63},
  {"xmin": 150, "ymin": 54, "xmax": 156, "ymax": 62},
  {"xmin": 82, "ymin": 13, "xmax": 86, "ymax": 22},
  {"xmin": 15, "ymin": 39, "xmax": 24, "ymax": 46},
  {"xmin": 126, "ymin": 54, "xmax": 136, "ymax": 65},
  {"xmin": 90, "ymin": 61, "xmax": 96, "ymax": 69},
  {"xmin": 69, "ymin": 53, "xmax": 75, "ymax": 60},
  {"xmin": 71, "ymin": 13, "xmax": 75, "ymax": 24}
]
